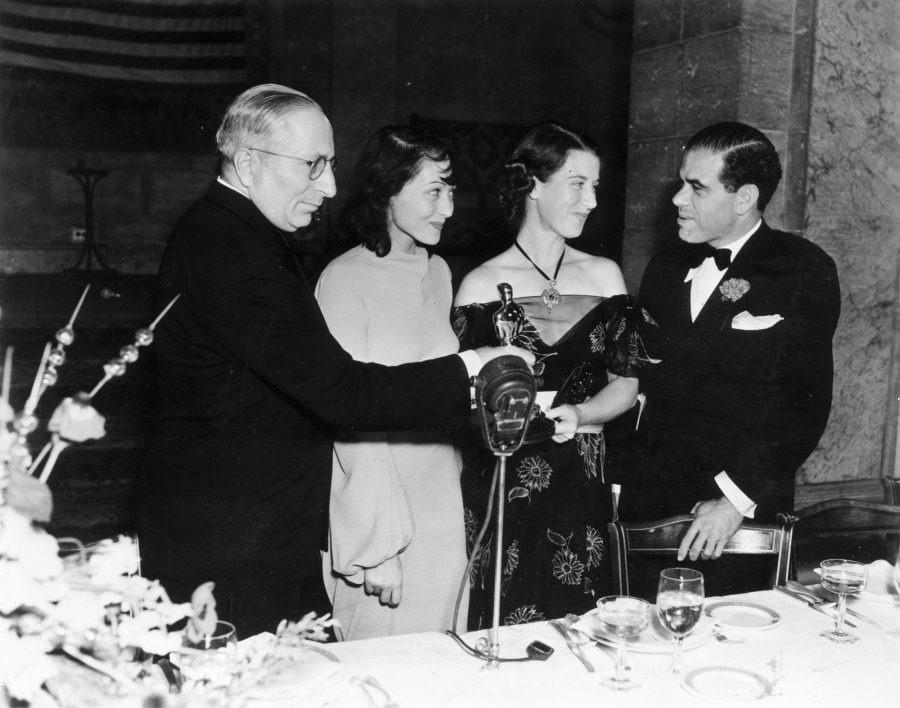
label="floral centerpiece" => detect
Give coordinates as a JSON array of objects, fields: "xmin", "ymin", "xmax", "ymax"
[{"xmin": 0, "ymin": 292, "xmax": 336, "ymax": 707}]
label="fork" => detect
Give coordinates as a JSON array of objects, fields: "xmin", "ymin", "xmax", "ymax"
[
  {"xmin": 549, "ymin": 619, "xmax": 595, "ymax": 672},
  {"xmin": 711, "ymin": 624, "xmax": 744, "ymax": 644},
  {"xmin": 787, "ymin": 580, "xmax": 881, "ymax": 628}
]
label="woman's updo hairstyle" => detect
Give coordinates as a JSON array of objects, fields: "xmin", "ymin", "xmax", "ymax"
[
  {"xmin": 339, "ymin": 124, "xmax": 455, "ymax": 257},
  {"xmin": 498, "ymin": 122, "xmax": 601, "ymax": 231}
]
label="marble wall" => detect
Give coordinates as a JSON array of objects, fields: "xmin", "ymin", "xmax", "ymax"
[{"xmin": 801, "ymin": 0, "xmax": 900, "ymax": 484}]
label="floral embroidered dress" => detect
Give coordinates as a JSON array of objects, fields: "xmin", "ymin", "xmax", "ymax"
[{"xmin": 452, "ymin": 294, "xmax": 652, "ymax": 628}]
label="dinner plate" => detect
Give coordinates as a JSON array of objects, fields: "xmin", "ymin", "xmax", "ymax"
[
  {"xmin": 574, "ymin": 608, "xmax": 711, "ymax": 653},
  {"xmin": 242, "ymin": 642, "xmax": 344, "ymax": 703},
  {"xmin": 704, "ymin": 601, "xmax": 781, "ymax": 630},
  {"xmin": 682, "ymin": 666, "xmax": 773, "ymax": 703}
]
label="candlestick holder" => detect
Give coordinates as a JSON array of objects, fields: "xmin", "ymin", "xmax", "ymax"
[{"xmin": 65, "ymin": 167, "xmax": 114, "ymax": 273}]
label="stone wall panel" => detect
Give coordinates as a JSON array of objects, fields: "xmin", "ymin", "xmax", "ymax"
[
  {"xmin": 629, "ymin": 46, "xmax": 683, "ymax": 139},
  {"xmin": 679, "ymin": 32, "xmax": 742, "ymax": 129},
  {"xmin": 633, "ymin": 0, "xmax": 683, "ymax": 51}
]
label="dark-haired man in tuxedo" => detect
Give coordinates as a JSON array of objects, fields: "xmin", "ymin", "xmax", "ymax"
[{"xmin": 619, "ymin": 122, "xmax": 840, "ymax": 596}]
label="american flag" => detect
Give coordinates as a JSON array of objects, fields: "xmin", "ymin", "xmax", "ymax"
[{"xmin": 0, "ymin": 0, "xmax": 249, "ymax": 86}]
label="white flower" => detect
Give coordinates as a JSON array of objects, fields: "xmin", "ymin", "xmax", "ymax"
[
  {"xmin": 516, "ymin": 456, "xmax": 552, "ymax": 492},
  {"xmin": 117, "ymin": 615, "xmax": 182, "ymax": 656},
  {"xmin": 552, "ymin": 548, "xmax": 585, "ymax": 585},
  {"xmin": 87, "ymin": 535, "xmax": 141, "ymax": 582},
  {"xmin": 586, "ymin": 526, "xmax": 604, "ymax": 568},
  {"xmin": 0, "ymin": 506, "xmax": 62, "ymax": 580},
  {"xmin": 505, "ymin": 605, "xmax": 545, "ymax": 625},
  {"xmin": 0, "ymin": 630, "xmax": 59, "ymax": 701},
  {"xmin": 719, "ymin": 278, "xmax": 750, "ymax": 303},
  {"xmin": 48, "ymin": 397, "xmax": 106, "ymax": 442}
]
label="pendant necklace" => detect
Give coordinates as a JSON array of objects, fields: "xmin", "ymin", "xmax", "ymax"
[{"xmin": 514, "ymin": 241, "xmax": 565, "ymax": 312}]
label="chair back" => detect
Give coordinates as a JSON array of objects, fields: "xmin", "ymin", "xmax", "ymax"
[
  {"xmin": 881, "ymin": 477, "xmax": 900, "ymax": 506},
  {"xmin": 775, "ymin": 499, "xmax": 900, "ymax": 586},
  {"xmin": 608, "ymin": 515, "xmax": 785, "ymax": 595}
]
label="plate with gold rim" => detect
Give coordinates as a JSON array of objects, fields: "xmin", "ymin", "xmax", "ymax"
[
  {"xmin": 682, "ymin": 666, "xmax": 773, "ymax": 703},
  {"xmin": 704, "ymin": 601, "xmax": 780, "ymax": 630}
]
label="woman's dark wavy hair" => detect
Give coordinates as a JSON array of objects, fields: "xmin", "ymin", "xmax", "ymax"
[
  {"xmin": 498, "ymin": 122, "xmax": 601, "ymax": 232},
  {"xmin": 339, "ymin": 125, "xmax": 456, "ymax": 257},
  {"xmin": 684, "ymin": 122, "xmax": 783, "ymax": 212}
]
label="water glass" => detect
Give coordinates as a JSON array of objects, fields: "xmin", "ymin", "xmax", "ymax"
[
  {"xmin": 657, "ymin": 567, "xmax": 704, "ymax": 673},
  {"xmin": 178, "ymin": 620, "xmax": 238, "ymax": 690},
  {"xmin": 595, "ymin": 595, "xmax": 650, "ymax": 691}
]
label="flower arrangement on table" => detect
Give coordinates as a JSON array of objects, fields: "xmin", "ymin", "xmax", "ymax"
[{"xmin": 0, "ymin": 289, "xmax": 336, "ymax": 707}]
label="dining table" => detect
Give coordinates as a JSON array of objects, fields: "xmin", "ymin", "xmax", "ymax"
[{"xmin": 307, "ymin": 587, "xmax": 899, "ymax": 707}]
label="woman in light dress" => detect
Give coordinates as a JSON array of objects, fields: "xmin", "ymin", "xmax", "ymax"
[
  {"xmin": 452, "ymin": 122, "xmax": 655, "ymax": 627},
  {"xmin": 316, "ymin": 125, "xmax": 467, "ymax": 640}
]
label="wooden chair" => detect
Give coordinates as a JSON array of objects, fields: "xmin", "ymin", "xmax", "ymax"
[
  {"xmin": 607, "ymin": 515, "xmax": 786, "ymax": 595},
  {"xmin": 881, "ymin": 476, "xmax": 900, "ymax": 505},
  {"xmin": 775, "ymin": 499, "xmax": 900, "ymax": 586}
]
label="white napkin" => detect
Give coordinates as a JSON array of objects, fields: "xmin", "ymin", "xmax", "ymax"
[
  {"xmin": 861, "ymin": 559, "xmax": 899, "ymax": 599},
  {"xmin": 731, "ymin": 311, "xmax": 784, "ymax": 330}
]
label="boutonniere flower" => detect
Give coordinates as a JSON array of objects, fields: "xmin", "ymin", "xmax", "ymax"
[{"xmin": 719, "ymin": 278, "xmax": 750, "ymax": 303}]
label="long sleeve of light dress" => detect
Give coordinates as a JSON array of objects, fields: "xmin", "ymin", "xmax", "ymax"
[{"xmin": 315, "ymin": 259, "xmax": 414, "ymax": 583}]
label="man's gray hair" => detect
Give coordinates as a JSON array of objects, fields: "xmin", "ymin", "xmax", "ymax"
[{"xmin": 215, "ymin": 84, "xmax": 319, "ymax": 168}]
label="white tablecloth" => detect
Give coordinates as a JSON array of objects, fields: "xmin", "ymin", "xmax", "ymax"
[{"xmin": 324, "ymin": 589, "xmax": 900, "ymax": 707}]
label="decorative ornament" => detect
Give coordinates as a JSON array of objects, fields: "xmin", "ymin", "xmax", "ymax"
[
  {"xmin": 514, "ymin": 241, "xmax": 564, "ymax": 312},
  {"xmin": 719, "ymin": 278, "xmax": 751, "ymax": 303}
]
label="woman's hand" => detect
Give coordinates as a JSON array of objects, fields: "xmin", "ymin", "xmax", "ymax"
[
  {"xmin": 363, "ymin": 554, "xmax": 403, "ymax": 607},
  {"xmin": 545, "ymin": 403, "xmax": 584, "ymax": 443}
]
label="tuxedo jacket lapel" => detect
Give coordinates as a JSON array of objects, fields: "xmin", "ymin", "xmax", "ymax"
[{"xmin": 691, "ymin": 224, "xmax": 778, "ymax": 330}]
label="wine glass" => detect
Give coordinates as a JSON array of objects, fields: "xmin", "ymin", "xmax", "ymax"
[
  {"xmin": 595, "ymin": 595, "xmax": 650, "ymax": 691},
  {"xmin": 893, "ymin": 547, "xmax": 900, "ymax": 596},
  {"xmin": 817, "ymin": 559, "xmax": 867, "ymax": 644},
  {"xmin": 656, "ymin": 568, "xmax": 704, "ymax": 674},
  {"xmin": 177, "ymin": 620, "xmax": 238, "ymax": 690}
]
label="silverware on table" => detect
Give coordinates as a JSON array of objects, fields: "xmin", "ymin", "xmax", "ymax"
[
  {"xmin": 549, "ymin": 619, "xmax": 595, "ymax": 673},
  {"xmin": 564, "ymin": 613, "xmax": 630, "ymax": 669},
  {"xmin": 786, "ymin": 580, "xmax": 882, "ymax": 629},
  {"xmin": 711, "ymin": 624, "xmax": 744, "ymax": 644},
  {"xmin": 775, "ymin": 585, "xmax": 857, "ymax": 628}
]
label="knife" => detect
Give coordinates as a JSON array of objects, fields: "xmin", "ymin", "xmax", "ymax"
[
  {"xmin": 775, "ymin": 585, "xmax": 857, "ymax": 628},
  {"xmin": 549, "ymin": 619, "xmax": 595, "ymax": 672},
  {"xmin": 565, "ymin": 614, "xmax": 630, "ymax": 670},
  {"xmin": 786, "ymin": 580, "xmax": 881, "ymax": 628}
]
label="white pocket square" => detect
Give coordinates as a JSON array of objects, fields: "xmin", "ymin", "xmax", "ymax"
[{"xmin": 731, "ymin": 311, "xmax": 784, "ymax": 330}]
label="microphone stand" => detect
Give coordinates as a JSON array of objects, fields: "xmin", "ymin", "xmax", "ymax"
[{"xmin": 456, "ymin": 352, "xmax": 535, "ymax": 670}]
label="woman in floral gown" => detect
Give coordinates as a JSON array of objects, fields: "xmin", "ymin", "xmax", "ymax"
[{"xmin": 452, "ymin": 122, "xmax": 655, "ymax": 628}]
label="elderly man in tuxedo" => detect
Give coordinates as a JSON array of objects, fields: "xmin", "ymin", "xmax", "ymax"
[
  {"xmin": 619, "ymin": 122, "xmax": 840, "ymax": 596},
  {"xmin": 138, "ymin": 84, "xmax": 531, "ymax": 637}
]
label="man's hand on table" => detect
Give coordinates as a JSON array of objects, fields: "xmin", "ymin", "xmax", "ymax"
[
  {"xmin": 364, "ymin": 554, "xmax": 403, "ymax": 607},
  {"xmin": 678, "ymin": 497, "xmax": 745, "ymax": 561}
]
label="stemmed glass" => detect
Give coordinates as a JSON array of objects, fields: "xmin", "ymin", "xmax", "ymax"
[
  {"xmin": 656, "ymin": 568, "xmax": 704, "ymax": 674},
  {"xmin": 178, "ymin": 620, "xmax": 239, "ymax": 690},
  {"xmin": 595, "ymin": 595, "xmax": 650, "ymax": 691},
  {"xmin": 816, "ymin": 559, "xmax": 867, "ymax": 644},
  {"xmin": 893, "ymin": 547, "xmax": 900, "ymax": 596}
]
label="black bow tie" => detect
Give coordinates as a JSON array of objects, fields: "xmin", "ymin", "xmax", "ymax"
[{"xmin": 689, "ymin": 245, "xmax": 732, "ymax": 270}]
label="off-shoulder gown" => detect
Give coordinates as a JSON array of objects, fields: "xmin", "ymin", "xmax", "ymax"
[{"xmin": 452, "ymin": 294, "xmax": 652, "ymax": 627}]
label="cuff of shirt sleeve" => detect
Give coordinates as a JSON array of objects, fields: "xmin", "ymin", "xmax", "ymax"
[
  {"xmin": 457, "ymin": 350, "xmax": 482, "ymax": 410},
  {"xmin": 714, "ymin": 471, "xmax": 757, "ymax": 518}
]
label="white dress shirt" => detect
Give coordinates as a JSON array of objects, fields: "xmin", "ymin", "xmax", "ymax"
[{"xmin": 683, "ymin": 219, "xmax": 762, "ymax": 517}]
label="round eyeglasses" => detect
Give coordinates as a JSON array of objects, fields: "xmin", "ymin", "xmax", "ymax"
[{"xmin": 248, "ymin": 147, "xmax": 338, "ymax": 180}]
